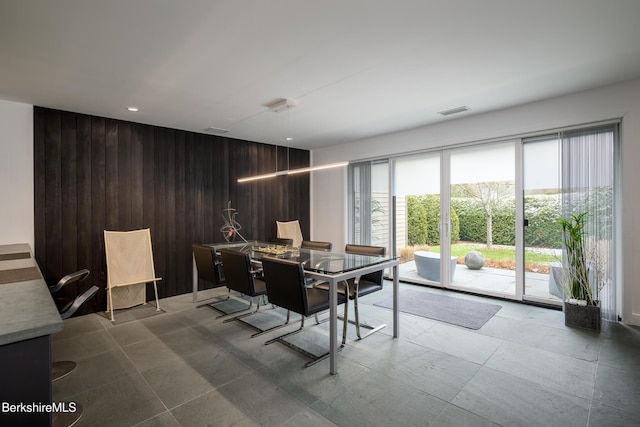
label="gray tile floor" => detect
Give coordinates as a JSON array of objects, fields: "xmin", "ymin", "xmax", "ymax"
[{"xmin": 52, "ymin": 283, "xmax": 640, "ymax": 427}]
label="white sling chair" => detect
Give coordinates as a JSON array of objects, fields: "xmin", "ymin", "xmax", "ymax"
[
  {"xmin": 104, "ymin": 229, "xmax": 161, "ymax": 321},
  {"xmin": 276, "ymin": 220, "xmax": 303, "ymax": 248}
]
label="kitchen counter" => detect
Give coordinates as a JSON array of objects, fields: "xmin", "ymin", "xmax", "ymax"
[
  {"xmin": 0, "ymin": 243, "xmax": 63, "ymax": 426},
  {"xmin": 0, "ymin": 245, "xmax": 62, "ymax": 345}
]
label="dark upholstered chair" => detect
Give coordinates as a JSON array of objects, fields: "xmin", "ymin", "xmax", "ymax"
[
  {"xmin": 300, "ymin": 240, "xmax": 333, "ymax": 288},
  {"xmin": 315, "ymin": 244, "xmax": 386, "ymax": 343},
  {"xmin": 301, "ymin": 240, "xmax": 333, "ymax": 251},
  {"xmin": 211, "ymin": 249, "xmax": 283, "ymax": 336},
  {"xmin": 192, "ymin": 244, "xmax": 225, "ymax": 287},
  {"xmin": 219, "ymin": 249, "xmax": 266, "ymax": 299},
  {"xmin": 268, "ymin": 237, "xmax": 294, "ymax": 246},
  {"xmin": 261, "ymin": 256, "xmax": 347, "ymax": 367}
]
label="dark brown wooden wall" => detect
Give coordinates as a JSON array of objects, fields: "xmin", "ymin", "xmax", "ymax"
[{"xmin": 34, "ymin": 107, "xmax": 310, "ymax": 314}]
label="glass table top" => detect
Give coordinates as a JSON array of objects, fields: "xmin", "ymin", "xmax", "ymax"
[{"xmin": 206, "ymin": 241, "xmax": 396, "ymax": 275}]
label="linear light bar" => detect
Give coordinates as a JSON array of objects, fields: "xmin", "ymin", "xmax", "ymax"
[
  {"xmin": 286, "ymin": 161, "xmax": 349, "ymax": 175},
  {"xmin": 237, "ymin": 161, "xmax": 348, "ymax": 183},
  {"xmin": 236, "ymin": 172, "xmax": 278, "ymax": 183}
]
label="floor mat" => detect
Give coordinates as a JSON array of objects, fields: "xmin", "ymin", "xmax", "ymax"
[{"xmin": 374, "ymin": 289, "xmax": 501, "ymax": 330}]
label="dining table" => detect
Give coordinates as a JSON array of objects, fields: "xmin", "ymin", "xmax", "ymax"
[{"xmin": 192, "ymin": 241, "xmax": 399, "ymax": 374}]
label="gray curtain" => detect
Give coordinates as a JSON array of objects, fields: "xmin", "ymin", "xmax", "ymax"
[{"xmin": 561, "ymin": 124, "xmax": 617, "ymax": 321}]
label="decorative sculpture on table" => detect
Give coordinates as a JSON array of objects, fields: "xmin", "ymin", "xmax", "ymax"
[{"xmin": 220, "ymin": 201, "xmax": 247, "ymax": 243}]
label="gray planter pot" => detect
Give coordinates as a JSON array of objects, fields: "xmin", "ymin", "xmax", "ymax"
[{"xmin": 564, "ymin": 302, "xmax": 601, "ymax": 332}]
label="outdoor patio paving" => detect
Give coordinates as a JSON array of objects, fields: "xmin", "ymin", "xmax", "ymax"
[{"xmin": 399, "ymin": 260, "xmax": 563, "ymax": 302}]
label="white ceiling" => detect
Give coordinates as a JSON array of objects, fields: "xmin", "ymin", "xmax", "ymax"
[{"xmin": 2, "ymin": 0, "xmax": 640, "ymax": 150}]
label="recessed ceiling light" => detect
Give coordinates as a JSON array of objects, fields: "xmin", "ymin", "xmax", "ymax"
[
  {"xmin": 204, "ymin": 126, "xmax": 229, "ymax": 134},
  {"xmin": 286, "ymin": 137, "xmax": 293, "ymax": 141},
  {"xmin": 437, "ymin": 106, "xmax": 470, "ymax": 116},
  {"xmin": 127, "ymin": 107, "xmax": 139, "ymax": 112}
]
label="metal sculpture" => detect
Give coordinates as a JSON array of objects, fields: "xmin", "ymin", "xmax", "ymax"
[{"xmin": 220, "ymin": 201, "xmax": 247, "ymax": 242}]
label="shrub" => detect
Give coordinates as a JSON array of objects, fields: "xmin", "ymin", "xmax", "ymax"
[
  {"xmin": 523, "ymin": 195, "xmax": 562, "ymax": 248},
  {"xmin": 407, "ymin": 196, "xmax": 427, "ymax": 246},
  {"xmin": 405, "ymin": 195, "xmax": 460, "ymax": 246},
  {"xmin": 451, "ymin": 198, "xmax": 486, "ymax": 242},
  {"xmin": 420, "ymin": 195, "xmax": 459, "ymax": 245},
  {"xmin": 421, "ymin": 195, "xmax": 440, "ymax": 245},
  {"xmin": 492, "ymin": 198, "xmax": 516, "ymax": 245},
  {"xmin": 451, "ymin": 195, "xmax": 561, "ymax": 247},
  {"xmin": 407, "ymin": 194, "xmax": 562, "ymax": 248}
]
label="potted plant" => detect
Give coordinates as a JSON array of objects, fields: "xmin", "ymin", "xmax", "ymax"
[{"xmin": 559, "ymin": 211, "xmax": 602, "ymax": 331}]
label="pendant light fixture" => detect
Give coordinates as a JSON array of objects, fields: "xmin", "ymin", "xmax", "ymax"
[{"xmin": 237, "ymin": 98, "xmax": 348, "ymax": 183}]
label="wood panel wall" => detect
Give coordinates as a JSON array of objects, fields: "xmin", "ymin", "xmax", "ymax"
[{"xmin": 34, "ymin": 107, "xmax": 310, "ymax": 314}]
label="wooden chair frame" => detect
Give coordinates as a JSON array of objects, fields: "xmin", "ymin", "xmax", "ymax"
[{"xmin": 104, "ymin": 229, "xmax": 161, "ymax": 322}]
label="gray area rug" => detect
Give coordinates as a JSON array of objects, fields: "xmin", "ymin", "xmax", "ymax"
[{"xmin": 374, "ymin": 289, "xmax": 502, "ymax": 330}]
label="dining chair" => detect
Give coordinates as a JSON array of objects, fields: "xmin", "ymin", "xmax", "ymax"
[
  {"xmin": 276, "ymin": 220, "xmax": 303, "ymax": 248},
  {"xmin": 268, "ymin": 237, "xmax": 294, "ymax": 246},
  {"xmin": 193, "ymin": 243, "xmax": 241, "ymax": 309},
  {"xmin": 301, "ymin": 240, "xmax": 333, "ymax": 251},
  {"xmin": 315, "ymin": 244, "xmax": 386, "ymax": 343},
  {"xmin": 300, "ymin": 240, "xmax": 333, "ymax": 289},
  {"xmin": 261, "ymin": 256, "xmax": 347, "ymax": 367},
  {"xmin": 213, "ymin": 249, "xmax": 285, "ymax": 336},
  {"xmin": 192, "ymin": 244, "xmax": 225, "ymax": 287}
]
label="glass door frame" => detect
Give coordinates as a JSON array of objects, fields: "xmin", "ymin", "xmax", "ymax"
[
  {"xmin": 438, "ymin": 141, "xmax": 523, "ymax": 300},
  {"xmin": 521, "ymin": 136, "xmax": 564, "ymax": 307},
  {"xmin": 387, "ymin": 142, "xmax": 523, "ymax": 297},
  {"xmin": 439, "ymin": 150, "xmax": 452, "ymax": 287},
  {"xmin": 515, "ymin": 140, "xmax": 525, "ymax": 302},
  {"xmin": 390, "ymin": 151, "xmax": 446, "ymax": 288}
]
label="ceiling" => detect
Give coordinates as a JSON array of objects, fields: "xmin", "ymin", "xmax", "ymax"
[{"xmin": 2, "ymin": 1, "xmax": 640, "ymax": 151}]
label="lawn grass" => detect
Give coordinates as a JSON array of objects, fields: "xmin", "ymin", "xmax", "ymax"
[
  {"xmin": 430, "ymin": 243, "xmax": 557, "ymax": 263},
  {"xmin": 398, "ymin": 243, "xmax": 559, "ymax": 272}
]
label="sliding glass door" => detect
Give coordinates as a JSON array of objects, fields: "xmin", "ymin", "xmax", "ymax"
[
  {"xmin": 392, "ymin": 153, "xmax": 442, "ymax": 285},
  {"xmin": 348, "ymin": 123, "xmax": 617, "ymax": 317},
  {"xmin": 522, "ymin": 136, "xmax": 563, "ymax": 304},
  {"xmin": 449, "ymin": 142, "xmax": 517, "ymax": 297}
]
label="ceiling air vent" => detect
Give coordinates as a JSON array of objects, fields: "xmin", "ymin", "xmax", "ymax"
[
  {"xmin": 437, "ymin": 106, "xmax": 470, "ymax": 116},
  {"xmin": 203, "ymin": 126, "xmax": 229, "ymax": 134},
  {"xmin": 265, "ymin": 98, "xmax": 297, "ymax": 113}
]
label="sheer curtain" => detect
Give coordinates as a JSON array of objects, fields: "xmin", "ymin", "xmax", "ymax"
[
  {"xmin": 348, "ymin": 161, "xmax": 372, "ymax": 245},
  {"xmin": 561, "ymin": 123, "xmax": 617, "ymax": 320}
]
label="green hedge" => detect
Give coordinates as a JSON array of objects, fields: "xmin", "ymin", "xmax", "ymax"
[
  {"xmin": 407, "ymin": 194, "xmax": 562, "ymax": 248},
  {"xmin": 407, "ymin": 195, "xmax": 459, "ymax": 246},
  {"xmin": 450, "ymin": 198, "xmax": 487, "ymax": 243},
  {"xmin": 523, "ymin": 195, "xmax": 562, "ymax": 247},
  {"xmin": 407, "ymin": 196, "xmax": 427, "ymax": 246}
]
